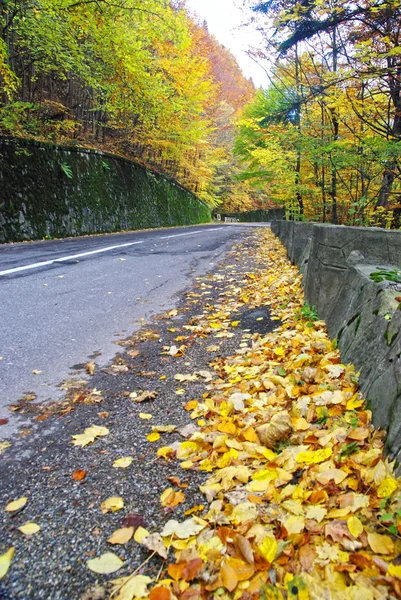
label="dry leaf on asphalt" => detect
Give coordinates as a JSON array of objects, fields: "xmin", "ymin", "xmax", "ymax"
[
  {"xmin": 71, "ymin": 425, "xmax": 109, "ymax": 447},
  {"xmin": 107, "ymin": 527, "xmax": 134, "ymax": 545},
  {"xmin": 18, "ymin": 522, "xmax": 41, "ymax": 535},
  {"xmin": 110, "ymin": 574, "xmax": 152, "ymax": 599},
  {"xmin": 101, "ymin": 496, "xmax": 124, "ymax": 514},
  {"xmin": 134, "ymin": 391, "xmax": 158, "ymax": 403},
  {"xmin": 84, "ymin": 361, "xmax": 96, "ymax": 375},
  {"xmin": 5, "ymin": 497, "xmax": 27, "ymax": 512},
  {"xmin": 87, "ymin": 552, "xmax": 123, "ymax": 574},
  {"xmin": 113, "ymin": 457, "xmax": 133, "ymax": 469},
  {"xmin": 141, "ymin": 533, "xmax": 168, "ymax": 559},
  {"xmin": 0, "ymin": 548, "xmax": 14, "ymax": 579}
]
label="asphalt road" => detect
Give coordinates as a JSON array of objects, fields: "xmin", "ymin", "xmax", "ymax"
[{"xmin": 0, "ymin": 223, "xmax": 268, "ymax": 439}]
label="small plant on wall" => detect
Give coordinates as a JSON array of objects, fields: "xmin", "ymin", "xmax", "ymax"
[{"xmin": 60, "ymin": 162, "xmax": 73, "ymax": 179}]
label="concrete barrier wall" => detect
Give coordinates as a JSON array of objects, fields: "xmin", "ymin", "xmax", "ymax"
[{"xmin": 271, "ymin": 220, "xmax": 401, "ymax": 461}]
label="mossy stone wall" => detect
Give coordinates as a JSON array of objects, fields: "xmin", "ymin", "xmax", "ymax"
[{"xmin": 0, "ymin": 137, "xmax": 211, "ymax": 242}]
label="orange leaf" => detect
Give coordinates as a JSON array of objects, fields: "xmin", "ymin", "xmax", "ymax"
[
  {"xmin": 248, "ymin": 494, "xmax": 263, "ymax": 504},
  {"xmin": 181, "ymin": 558, "xmax": 203, "ymax": 581},
  {"xmin": 72, "ymin": 469, "xmax": 87, "ymax": 481},
  {"xmin": 184, "ymin": 400, "xmax": 198, "ymax": 411},
  {"xmin": 221, "ymin": 562, "xmax": 238, "ymax": 592},
  {"xmin": 167, "ymin": 563, "xmax": 184, "ymax": 581},
  {"xmin": 149, "ymin": 587, "xmax": 171, "ymax": 600},
  {"xmin": 226, "ymin": 558, "xmax": 255, "ymax": 581},
  {"xmin": 347, "ymin": 427, "xmax": 369, "ymax": 441}
]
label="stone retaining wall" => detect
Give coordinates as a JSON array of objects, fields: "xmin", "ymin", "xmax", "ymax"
[
  {"xmin": 0, "ymin": 137, "xmax": 211, "ymax": 242},
  {"xmin": 271, "ymin": 220, "xmax": 401, "ymax": 461}
]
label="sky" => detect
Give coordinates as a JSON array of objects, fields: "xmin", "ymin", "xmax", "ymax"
[{"xmin": 185, "ymin": 0, "xmax": 268, "ymax": 88}]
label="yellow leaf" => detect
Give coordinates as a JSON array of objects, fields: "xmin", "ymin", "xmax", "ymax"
[
  {"xmin": 274, "ymin": 347, "xmax": 285, "ymax": 357},
  {"xmin": 377, "ymin": 477, "xmax": 398, "ymax": 498},
  {"xmin": 0, "ymin": 548, "xmax": 14, "ymax": 579},
  {"xmin": 231, "ymin": 503, "xmax": 258, "ymax": 524},
  {"xmin": 147, "ymin": 432, "xmax": 160, "ymax": 442},
  {"xmin": 72, "ymin": 425, "xmax": 109, "ymax": 447},
  {"xmin": 180, "ymin": 461, "xmax": 194, "ymax": 469},
  {"xmin": 107, "ymin": 527, "xmax": 134, "ymax": 545},
  {"xmin": 305, "ymin": 506, "xmax": 327, "ymax": 523},
  {"xmin": 157, "ymin": 446, "xmax": 173, "ymax": 458},
  {"xmin": 87, "ymin": 552, "xmax": 123, "ymax": 574},
  {"xmin": 367, "ymin": 532, "xmax": 394, "ymax": 554},
  {"xmin": 388, "ymin": 563, "xmax": 401, "ymax": 579},
  {"xmin": 139, "ymin": 413, "xmax": 152, "ymax": 420},
  {"xmin": 327, "ymin": 508, "xmax": 350, "ymax": 519},
  {"xmin": 259, "ymin": 536, "xmax": 277, "ymax": 563},
  {"xmin": 101, "ymin": 496, "xmax": 124, "ymax": 514},
  {"xmin": 347, "ymin": 516, "xmax": 363, "ymax": 539},
  {"xmin": 134, "ymin": 526, "xmax": 150, "ymax": 543},
  {"xmin": 160, "ymin": 488, "xmax": 185, "ymax": 507},
  {"xmin": 292, "ymin": 417, "xmax": 310, "ymax": 431},
  {"xmin": 110, "ymin": 574, "xmax": 152, "ymax": 599},
  {"xmin": 184, "ymin": 505, "xmax": 204, "ymax": 516},
  {"xmin": 296, "ymin": 448, "xmax": 332, "ymax": 465},
  {"xmin": 113, "ymin": 457, "xmax": 133, "ymax": 469},
  {"xmin": 316, "ymin": 469, "xmax": 348, "ymax": 485},
  {"xmin": 160, "ymin": 517, "xmax": 206, "ymax": 539},
  {"xmin": 284, "ymin": 515, "xmax": 305, "ymax": 535},
  {"xmin": 18, "ymin": 522, "xmax": 40, "ymax": 535},
  {"xmin": 346, "ymin": 395, "xmax": 364, "ymax": 410},
  {"xmin": 5, "ymin": 497, "xmax": 27, "ymax": 512}
]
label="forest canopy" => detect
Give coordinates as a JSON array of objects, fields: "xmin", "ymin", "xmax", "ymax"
[
  {"xmin": 0, "ymin": 0, "xmax": 273, "ymax": 209},
  {"xmin": 234, "ymin": 0, "xmax": 401, "ymax": 226}
]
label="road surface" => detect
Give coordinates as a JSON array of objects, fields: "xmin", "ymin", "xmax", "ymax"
[{"xmin": 0, "ymin": 223, "xmax": 268, "ymax": 438}]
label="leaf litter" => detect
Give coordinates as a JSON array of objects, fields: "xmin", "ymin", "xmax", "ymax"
[{"xmin": 112, "ymin": 230, "xmax": 401, "ymax": 599}]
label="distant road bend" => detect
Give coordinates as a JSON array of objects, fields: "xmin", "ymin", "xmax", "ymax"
[{"xmin": 0, "ymin": 223, "xmax": 269, "ymax": 438}]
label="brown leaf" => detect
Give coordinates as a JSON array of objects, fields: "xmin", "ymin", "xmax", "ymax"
[
  {"xmin": 256, "ymin": 412, "xmax": 292, "ymax": 449},
  {"xmin": 167, "ymin": 476, "xmax": 188, "ymax": 488},
  {"xmin": 85, "ymin": 361, "xmax": 96, "ymax": 376},
  {"xmin": 299, "ymin": 544, "xmax": 316, "ymax": 573},
  {"xmin": 72, "ymin": 469, "xmax": 87, "ymax": 481},
  {"xmin": 325, "ymin": 520, "xmax": 352, "ymax": 543},
  {"xmin": 135, "ymin": 391, "xmax": 158, "ymax": 403},
  {"xmin": 234, "ymin": 534, "xmax": 254, "ymax": 565},
  {"xmin": 121, "ymin": 512, "xmax": 147, "ymax": 531},
  {"xmin": 181, "ymin": 558, "xmax": 203, "ymax": 581},
  {"xmin": 142, "ymin": 533, "xmax": 168, "ymax": 559},
  {"xmin": 0, "ymin": 418, "xmax": 9, "ymax": 425}
]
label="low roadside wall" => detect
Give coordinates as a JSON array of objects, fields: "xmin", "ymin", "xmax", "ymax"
[
  {"xmin": 271, "ymin": 220, "xmax": 401, "ymax": 461},
  {"xmin": 0, "ymin": 137, "xmax": 211, "ymax": 242}
]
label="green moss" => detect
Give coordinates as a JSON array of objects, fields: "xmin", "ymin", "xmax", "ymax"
[{"xmin": 0, "ymin": 138, "xmax": 211, "ymax": 242}]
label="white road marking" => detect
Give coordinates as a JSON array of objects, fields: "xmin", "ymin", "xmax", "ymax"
[
  {"xmin": 0, "ymin": 241, "xmax": 144, "ymax": 276},
  {"xmin": 160, "ymin": 227, "xmax": 224, "ymax": 239},
  {"xmin": 0, "ymin": 227, "xmax": 227, "ymax": 277}
]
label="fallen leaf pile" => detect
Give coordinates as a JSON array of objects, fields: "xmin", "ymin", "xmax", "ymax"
[
  {"xmin": 2, "ymin": 229, "xmax": 401, "ymax": 598},
  {"xmin": 114, "ymin": 230, "xmax": 401, "ymax": 599}
]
